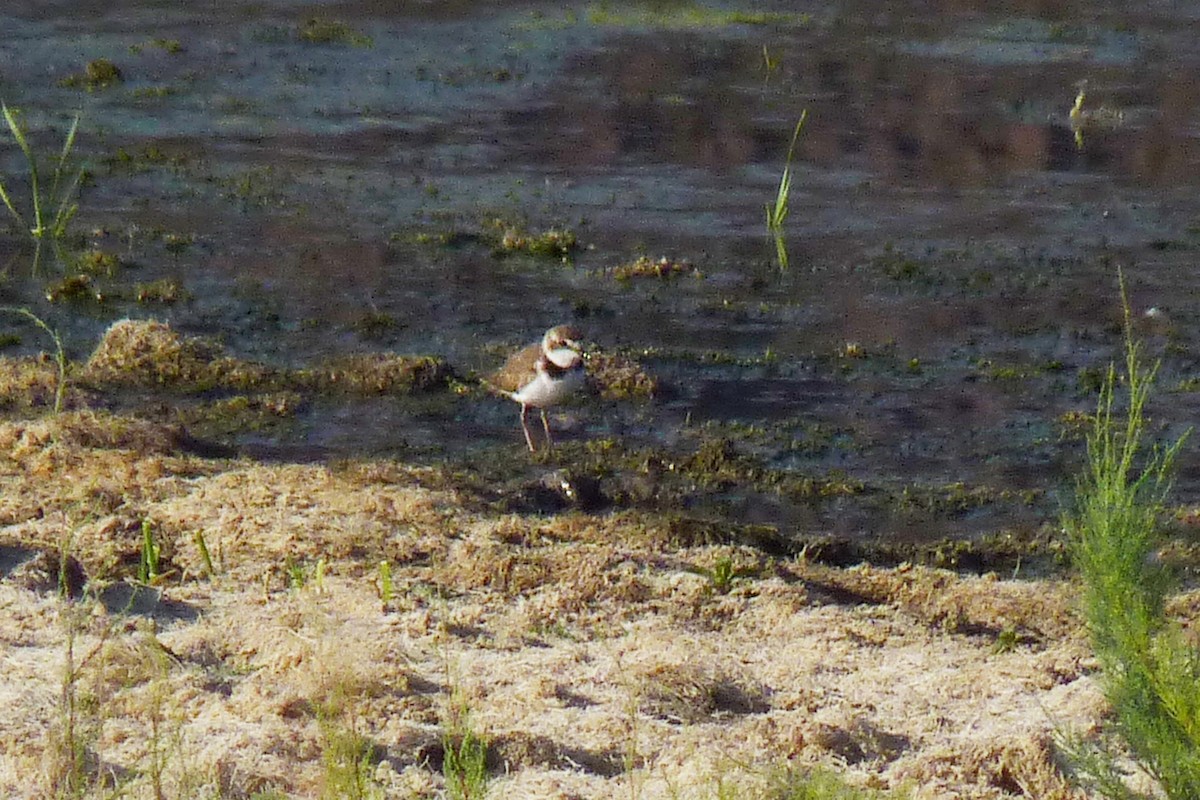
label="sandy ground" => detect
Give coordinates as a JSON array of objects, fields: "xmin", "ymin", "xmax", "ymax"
[{"xmin": 0, "ymin": 409, "xmax": 1112, "ymax": 799}]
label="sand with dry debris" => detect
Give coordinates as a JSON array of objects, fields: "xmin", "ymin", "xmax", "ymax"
[{"xmin": 0, "ymin": 399, "xmax": 1123, "ymax": 798}]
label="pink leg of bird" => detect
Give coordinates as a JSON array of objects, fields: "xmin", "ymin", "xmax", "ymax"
[
  {"xmin": 540, "ymin": 409, "xmax": 554, "ymax": 450},
  {"xmin": 520, "ymin": 405, "xmax": 537, "ymax": 452}
]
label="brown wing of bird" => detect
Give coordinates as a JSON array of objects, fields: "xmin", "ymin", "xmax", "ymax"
[{"xmin": 488, "ymin": 341, "xmax": 542, "ymax": 394}]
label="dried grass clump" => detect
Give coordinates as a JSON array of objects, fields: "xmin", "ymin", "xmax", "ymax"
[
  {"xmin": 799, "ymin": 562, "xmax": 1081, "ymax": 643},
  {"xmin": 147, "ymin": 463, "xmax": 455, "ymax": 575},
  {"xmin": 297, "ymin": 354, "xmax": 452, "ymax": 394},
  {"xmin": 442, "ymin": 538, "xmax": 551, "ymax": 596},
  {"xmin": 530, "ymin": 548, "xmax": 654, "ymax": 624},
  {"xmin": 0, "ymin": 410, "xmax": 182, "ymax": 459},
  {"xmin": 83, "ymin": 320, "xmax": 454, "ymax": 397},
  {"xmin": 899, "ymin": 734, "xmax": 1084, "ymax": 799},
  {"xmin": 7, "ymin": 548, "xmax": 86, "ymax": 596},
  {"xmin": 82, "ymin": 319, "xmax": 275, "ymax": 391},
  {"xmin": 805, "ymin": 718, "xmax": 911, "ymax": 765},
  {"xmin": 486, "ymin": 731, "xmax": 624, "ymax": 776},
  {"xmin": 586, "ymin": 351, "xmax": 658, "ymax": 400},
  {"xmin": 632, "ymin": 660, "xmax": 768, "ymax": 723},
  {"xmin": 0, "ymin": 357, "xmax": 71, "ymax": 410}
]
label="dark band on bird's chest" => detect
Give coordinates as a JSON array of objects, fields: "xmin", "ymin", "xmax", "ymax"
[{"xmin": 539, "ymin": 355, "xmax": 582, "ymax": 379}]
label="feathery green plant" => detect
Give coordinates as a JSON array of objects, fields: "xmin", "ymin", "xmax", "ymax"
[
  {"xmin": 443, "ymin": 691, "xmax": 489, "ymax": 800},
  {"xmin": 318, "ymin": 717, "xmax": 380, "ymax": 800},
  {"xmin": 0, "ymin": 103, "xmax": 84, "ymax": 270},
  {"xmin": 765, "ymin": 110, "xmax": 808, "ymax": 270},
  {"xmin": 1062, "ymin": 274, "xmax": 1200, "ymax": 798},
  {"xmin": 312, "ymin": 673, "xmax": 382, "ymax": 800}
]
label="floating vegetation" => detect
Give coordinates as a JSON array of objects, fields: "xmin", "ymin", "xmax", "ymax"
[
  {"xmin": 585, "ymin": 4, "xmax": 805, "ymax": 29},
  {"xmin": 76, "ymin": 248, "xmax": 119, "ymax": 276},
  {"xmin": 495, "ymin": 224, "xmax": 578, "ymax": 260},
  {"xmin": 219, "ymin": 166, "xmax": 287, "ymax": 210},
  {"xmin": 130, "ymin": 85, "xmax": 177, "ymax": 101},
  {"xmin": 59, "ymin": 59, "xmax": 123, "ymax": 91},
  {"xmin": 408, "ymin": 230, "xmax": 459, "ymax": 246},
  {"xmin": 105, "ymin": 144, "xmax": 189, "ymax": 173},
  {"xmin": 974, "ymin": 358, "xmax": 1064, "ymax": 382},
  {"xmin": 128, "ymin": 38, "xmax": 183, "ymax": 55},
  {"xmin": 298, "ymin": 17, "xmax": 373, "ymax": 47},
  {"xmin": 1057, "ymin": 409, "xmax": 1093, "ymax": 440},
  {"xmin": 899, "ymin": 482, "xmax": 1042, "ymax": 515},
  {"xmin": 45, "ymin": 274, "xmax": 105, "ymax": 304},
  {"xmin": 610, "ymin": 255, "xmax": 696, "ymax": 281},
  {"xmin": 351, "ymin": 310, "xmax": 401, "ymax": 340},
  {"xmin": 162, "ymin": 232, "xmax": 194, "ymax": 256},
  {"xmin": 838, "ymin": 341, "xmax": 866, "ymax": 359},
  {"xmin": 135, "ymin": 278, "xmax": 185, "ymax": 305},
  {"xmin": 872, "ymin": 246, "xmax": 928, "ymax": 282}
]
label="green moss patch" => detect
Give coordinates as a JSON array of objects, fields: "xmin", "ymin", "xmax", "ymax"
[
  {"xmin": 59, "ymin": 58, "xmax": 123, "ymax": 90},
  {"xmin": 298, "ymin": 18, "xmax": 373, "ymax": 46}
]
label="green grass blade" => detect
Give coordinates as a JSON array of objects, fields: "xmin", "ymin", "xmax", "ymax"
[
  {"xmin": 58, "ymin": 111, "xmax": 80, "ymax": 164},
  {"xmin": 0, "ymin": 104, "xmax": 32, "ymax": 232},
  {"xmin": 0, "ymin": 178, "xmax": 28, "ymax": 231},
  {"xmin": 2, "ymin": 103, "xmax": 44, "ymax": 236},
  {"xmin": 2, "ymin": 103, "xmax": 33, "ymax": 161},
  {"xmin": 773, "ymin": 230, "xmax": 788, "ymax": 270},
  {"xmin": 766, "ymin": 109, "xmax": 808, "ymax": 268},
  {"xmin": 787, "ymin": 109, "xmax": 809, "ymax": 159},
  {"xmin": 51, "ymin": 168, "xmax": 84, "ymax": 235},
  {"xmin": 47, "ymin": 111, "xmax": 81, "ymax": 208}
]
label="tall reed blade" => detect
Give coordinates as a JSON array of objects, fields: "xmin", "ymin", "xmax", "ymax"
[
  {"xmin": 765, "ymin": 109, "xmax": 808, "ymax": 270},
  {"xmin": 0, "ymin": 103, "xmax": 30, "ymax": 232}
]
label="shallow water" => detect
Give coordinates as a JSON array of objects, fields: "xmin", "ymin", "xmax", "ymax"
[{"xmin": 3, "ymin": 1, "xmax": 1200, "ymax": 555}]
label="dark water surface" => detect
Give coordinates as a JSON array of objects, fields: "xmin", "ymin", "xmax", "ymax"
[{"xmin": 4, "ymin": 1, "xmax": 1200, "ymax": 556}]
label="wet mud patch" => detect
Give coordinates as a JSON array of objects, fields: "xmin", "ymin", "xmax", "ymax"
[{"xmin": 447, "ymin": 428, "xmax": 1067, "ymax": 575}]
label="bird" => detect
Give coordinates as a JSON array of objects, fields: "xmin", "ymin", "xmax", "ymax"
[{"xmin": 485, "ymin": 325, "xmax": 586, "ymax": 452}]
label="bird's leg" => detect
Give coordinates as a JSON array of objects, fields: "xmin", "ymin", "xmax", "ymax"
[
  {"xmin": 520, "ymin": 405, "xmax": 537, "ymax": 452},
  {"xmin": 540, "ymin": 409, "xmax": 553, "ymax": 450}
]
